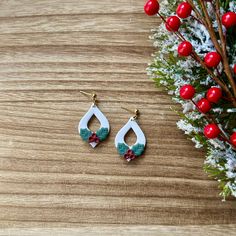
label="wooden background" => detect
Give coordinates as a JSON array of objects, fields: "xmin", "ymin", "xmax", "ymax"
[{"xmin": 0, "ymin": 0, "xmax": 235, "ymax": 235}]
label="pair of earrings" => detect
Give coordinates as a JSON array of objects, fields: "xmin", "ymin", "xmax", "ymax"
[{"xmin": 78, "ymin": 91, "xmax": 146, "ymax": 162}]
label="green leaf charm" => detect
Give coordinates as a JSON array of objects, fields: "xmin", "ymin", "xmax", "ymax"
[
  {"xmin": 80, "ymin": 128, "xmax": 92, "ymax": 141},
  {"xmin": 131, "ymin": 143, "xmax": 145, "ymax": 156},
  {"xmin": 96, "ymin": 127, "xmax": 109, "ymax": 141},
  {"xmin": 117, "ymin": 143, "xmax": 129, "ymax": 156}
]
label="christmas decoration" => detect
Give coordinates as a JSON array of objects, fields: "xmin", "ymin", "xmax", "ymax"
[
  {"xmin": 79, "ymin": 103, "xmax": 110, "ymax": 148},
  {"xmin": 231, "ymin": 132, "xmax": 236, "ymax": 146},
  {"xmin": 180, "ymin": 84, "xmax": 195, "ymax": 99},
  {"xmin": 145, "ymin": 0, "xmax": 236, "ymax": 199},
  {"xmin": 222, "ymin": 12, "xmax": 236, "ymax": 28},
  {"xmin": 144, "ymin": 0, "xmax": 160, "ymax": 16},
  {"xmin": 176, "ymin": 2, "xmax": 192, "ymax": 18},
  {"xmin": 166, "ymin": 16, "xmax": 181, "ymax": 31},
  {"xmin": 204, "ymin": 124, "xmax": 221, "ymax": 139},
  {"xmin": 115, "ymin": 117, "xmax": 146, "ymax": 162},
  {"xmin": 204, "ymin": 52, "xmax": 221, "ymax": 68},
  {"xmin": 206, "ymin": 87, "xmax": 222, "ymax": 103},
  {"xmin": 197, "ymin": 98, "xmax": 212, "ymax": 113},
  {"xmin": 178, "ymin": 41, "xmax": 193, "ymax": 56}
]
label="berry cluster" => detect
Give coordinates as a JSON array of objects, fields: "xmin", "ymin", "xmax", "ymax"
[
  {"xmin": 88, "ymin": 133, "xmax": 100, "ymax": 144},
  {"xmin": 144, "ymin": 0, "xmax": 236, "ymax": 147}
]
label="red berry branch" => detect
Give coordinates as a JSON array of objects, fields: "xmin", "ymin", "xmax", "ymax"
[
  {"xmin": 144, "ymin": 0, "xmax": 236, "ymax": 147},
  {"xmin": 144, "ymin": 0, "xmax": 236, "ymax": 107}
]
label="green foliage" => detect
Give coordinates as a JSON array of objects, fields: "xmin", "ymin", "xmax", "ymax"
[
  {"xmin": 117, "ymin": 143, "xmax": 129, "ymax": 156},
  {"xmin": 80, "ymin": 128, "xmax": 92, "ymax": 141},
  {"xmin": 96, "ymin": 127, "xmax": 109, "ymax": 141},
  {"xmin": 204, "ymin": 163, "xmax": 233, "ymax": 199},
  {"xmin": 131, "ymin": 143, "xmax": 145, "ymax": 156},
  {"xmin": 148, "ymin": 0, "xmax": 236, "ymax": 198}
]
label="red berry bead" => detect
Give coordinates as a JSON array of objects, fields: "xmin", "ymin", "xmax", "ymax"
[
  {"xmin": 178, "ymin": 41, "xmax": 193, "ymax": 57},
  {"xmin": 144, "ymin": 0, "xmax": 160, "ymax": 16},
  {"xmin": 234, "ymin": 64, "xmax": 236, "ymax": 74},
  {"xmin": 204, "ymin": 52, "xmax": 221, "ymax": 68},
  {"xmin": 197, "ymin": 98, "xmax": 211, "ymax": 113},
  {"xmin": 180, "ymin": 84, "xmax": 195, "ymax": 100},
  {"xmin": 206, "ymin": 87, "xmax": 222, "ymax": 103},
  {"xmin": 204, "ymin": 124, "xmax": 221, "ymax": 139},
  {"xmin": 222, "ymin": 12, "xmax": 236, "ymax": 28},
  {"xmin": 166, "ymin": 16, "xmax": 181, "ymax": 31},
  {"xmin": 230, "ymin": 132, "xmax": 236, "ymax": 147},
  {"xmin": 176, "ymin": 2, "xmax": 192, "ymax": 19}
]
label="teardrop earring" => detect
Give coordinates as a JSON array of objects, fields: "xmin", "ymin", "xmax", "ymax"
[
  {"xmin": 115, "ymin": 108, "xmax": 146, "ymax": 162},
  {"xmin": 78, "ymin": 91, "xmax": 110, "ymax": 148}
]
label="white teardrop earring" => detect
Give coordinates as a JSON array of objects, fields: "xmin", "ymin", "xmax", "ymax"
[
  {"xmin": 115, "ymin": 108, "xmax": 146, "ymax": 162},
  {"xmin": 78, "ymin": 91, "xmax": 110, "ymax": 148}
]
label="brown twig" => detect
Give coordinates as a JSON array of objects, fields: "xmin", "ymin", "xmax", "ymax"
[
  {"xmin": 191, "ymin": 51, "xmax": 235, "ymax": 102},
  {"xmin": 186, "ymin": 0, "xmax": 208, "ymax": 27},
  {"xmin": 197, "ymin": 0, "xmax": 223, "ymax": 55},
  {"xmin": 191, "ymin": 14, "xmax": 204, "ymax": 25},
  {"xmin": 191, "ymin": 99, "xmax": 231, "ymax": 143},
  {"xmin": 215, "ymin": 0, "xmax": 236, "ymax": 98},
  {"xmin": 157, "ymin": 11, "xmax": 236, "ymax": 107},
  {"xmin": 157, "ymin": 13, "xmax": 185, "ymax": 41}
]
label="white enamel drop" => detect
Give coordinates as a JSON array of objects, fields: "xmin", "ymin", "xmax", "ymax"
[
  {"xmin": 115, "ymin": 118, "xmax": 146, "ymax": 149},
  {"xmin": 79, "ymin": 104, "xmax": 110, "ymax": 148}
]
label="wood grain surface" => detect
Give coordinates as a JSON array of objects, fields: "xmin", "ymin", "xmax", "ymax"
[{"xmin": 0, "ymin": 0, "xmax": 235, "ymax": 235}]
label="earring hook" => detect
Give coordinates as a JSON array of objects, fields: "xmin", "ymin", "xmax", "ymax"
[
  {"xmin": 80, "ymin": 91, "xmax": 97, "ymax": 104},
  {"xmin": 121, "ymin": 107, "xmax": 140, "ymax": 120}
]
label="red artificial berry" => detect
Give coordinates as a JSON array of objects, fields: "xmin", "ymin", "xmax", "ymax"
[
  {"xmin": 180, "ymin": 84, "xmax": 195, "ymax": 100},
  {"xmin": 144, "ymin": 0, "xmax": 160, "ymax": 16},
  {"xmin": 234, "ymin": 64, "xmax": 236, "ymax": 74},
  {"xmin": 204, "ymin": 124, "xmax": 221, "ymax": 139},
  {"xmin": 230, "ymin": 132, "xmax": 236, "ymax": 147},
  {"xmin": 176, "ymin": 2, "xmax": 192, "ymax": 19},
  {"xmin": 204, "ymin": 52, "xmax": 221, "ymax": 68},
  {"xmin": 206, "ymin": 87, "xmax": 222, "ymax": 103},
  {"xmin": 178, "ymin": 41, "xmax": 193, "ymax": 57},
  {"xmin": 166, "ymin": 16, "xmax": 181, "ymax": 31},
  {"xmin": 197, "ymin": 98, "xmax": 211, "ymax": 113},
  {"xmin": 222, "ymin": 12, "xmax": 236, "ymax": 28}
]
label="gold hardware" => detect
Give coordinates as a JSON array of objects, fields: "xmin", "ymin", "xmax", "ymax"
[
  {"xmin": 122, "ymin": 107, "xmax": 140, "ymax": 119},
  {"xmin": 80, "ymin": 91, "xmax": 97, "ymax": 104}
]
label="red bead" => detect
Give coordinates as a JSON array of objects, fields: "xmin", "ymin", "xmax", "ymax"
[
  {"xmin": 166, "ymin": 16, "xmax": 181, "ymax": 31},
  {"xmin": 204, "ymin": 52, "xmax": 221, "ymax": 68},
  {"xmin": 206, "ymin": 87, "xmax": 222, "ymax": 103},
  {"xmin": 176, "ymin": 2, "xmax": 192, "ymax": 19},
  {"xmin": 204, "ymin": 124, "xmax": 221, "ymax": 139},
  {"xmin": 234, "ymin": 64, "xmax": 236, "ymax": 74},
  {"xmin": 196, "ymin": 98, "xmax": 211, "ymax": 113},
  {"xmin": 180, "ymin": 84, "xmax": 195, "ymax": 100},
  {"xmin": 230, "ymin": 132, "xmax": 236, "ymax": 147},
  {"xmin": 144, "ymin": 0, "xmax": 160, "ymax": 16},
  {"xmin": 178, "ymin": 41, "xmax": 193, "ymax": 56},
  {"xmin": 222, "ymin": 12, "xmax": 236, "ymax": 28}
]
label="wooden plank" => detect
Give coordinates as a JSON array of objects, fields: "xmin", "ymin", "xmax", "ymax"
[
  {"xmin": 0, "ymin": 14, "xmax": 158, "ymax": 34},
  {"xmin": 0, "ymin": 0, "xmax": 144, "ymax": 17},
  {"xmin": 0, "ymin": 0, "xmax": 235, "ymax": 233},
  {"xmin": 0, "ymin": 32, "xmax": 151, "ymax": 47},
  {"xmin": 0, "ymin": 225, "xmax": 235, "ymax": 236}
]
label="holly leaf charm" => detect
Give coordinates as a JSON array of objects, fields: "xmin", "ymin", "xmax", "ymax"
[
  {"xmin": 80, "ymin": 128, "xmax": 92, "ymax": 141},
  {"xmin": 96, "ymin": 127, "xmax": 109, "ymax": 141},
  {"xmin": 131, "ymin": 143, "xmax": 145, "ymax": 156},
  {"xmin": 117, "ymin": 143, "xmax": 129, "ymax": 156}
]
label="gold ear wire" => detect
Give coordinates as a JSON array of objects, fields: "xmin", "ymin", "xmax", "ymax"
[
  {"xmin": 121, "ymin": 107, "xmax": 140, "ymax": 119},
  {"xmin": 80, "ymin": 91, "xmax": 97, "ymax": 104}
]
